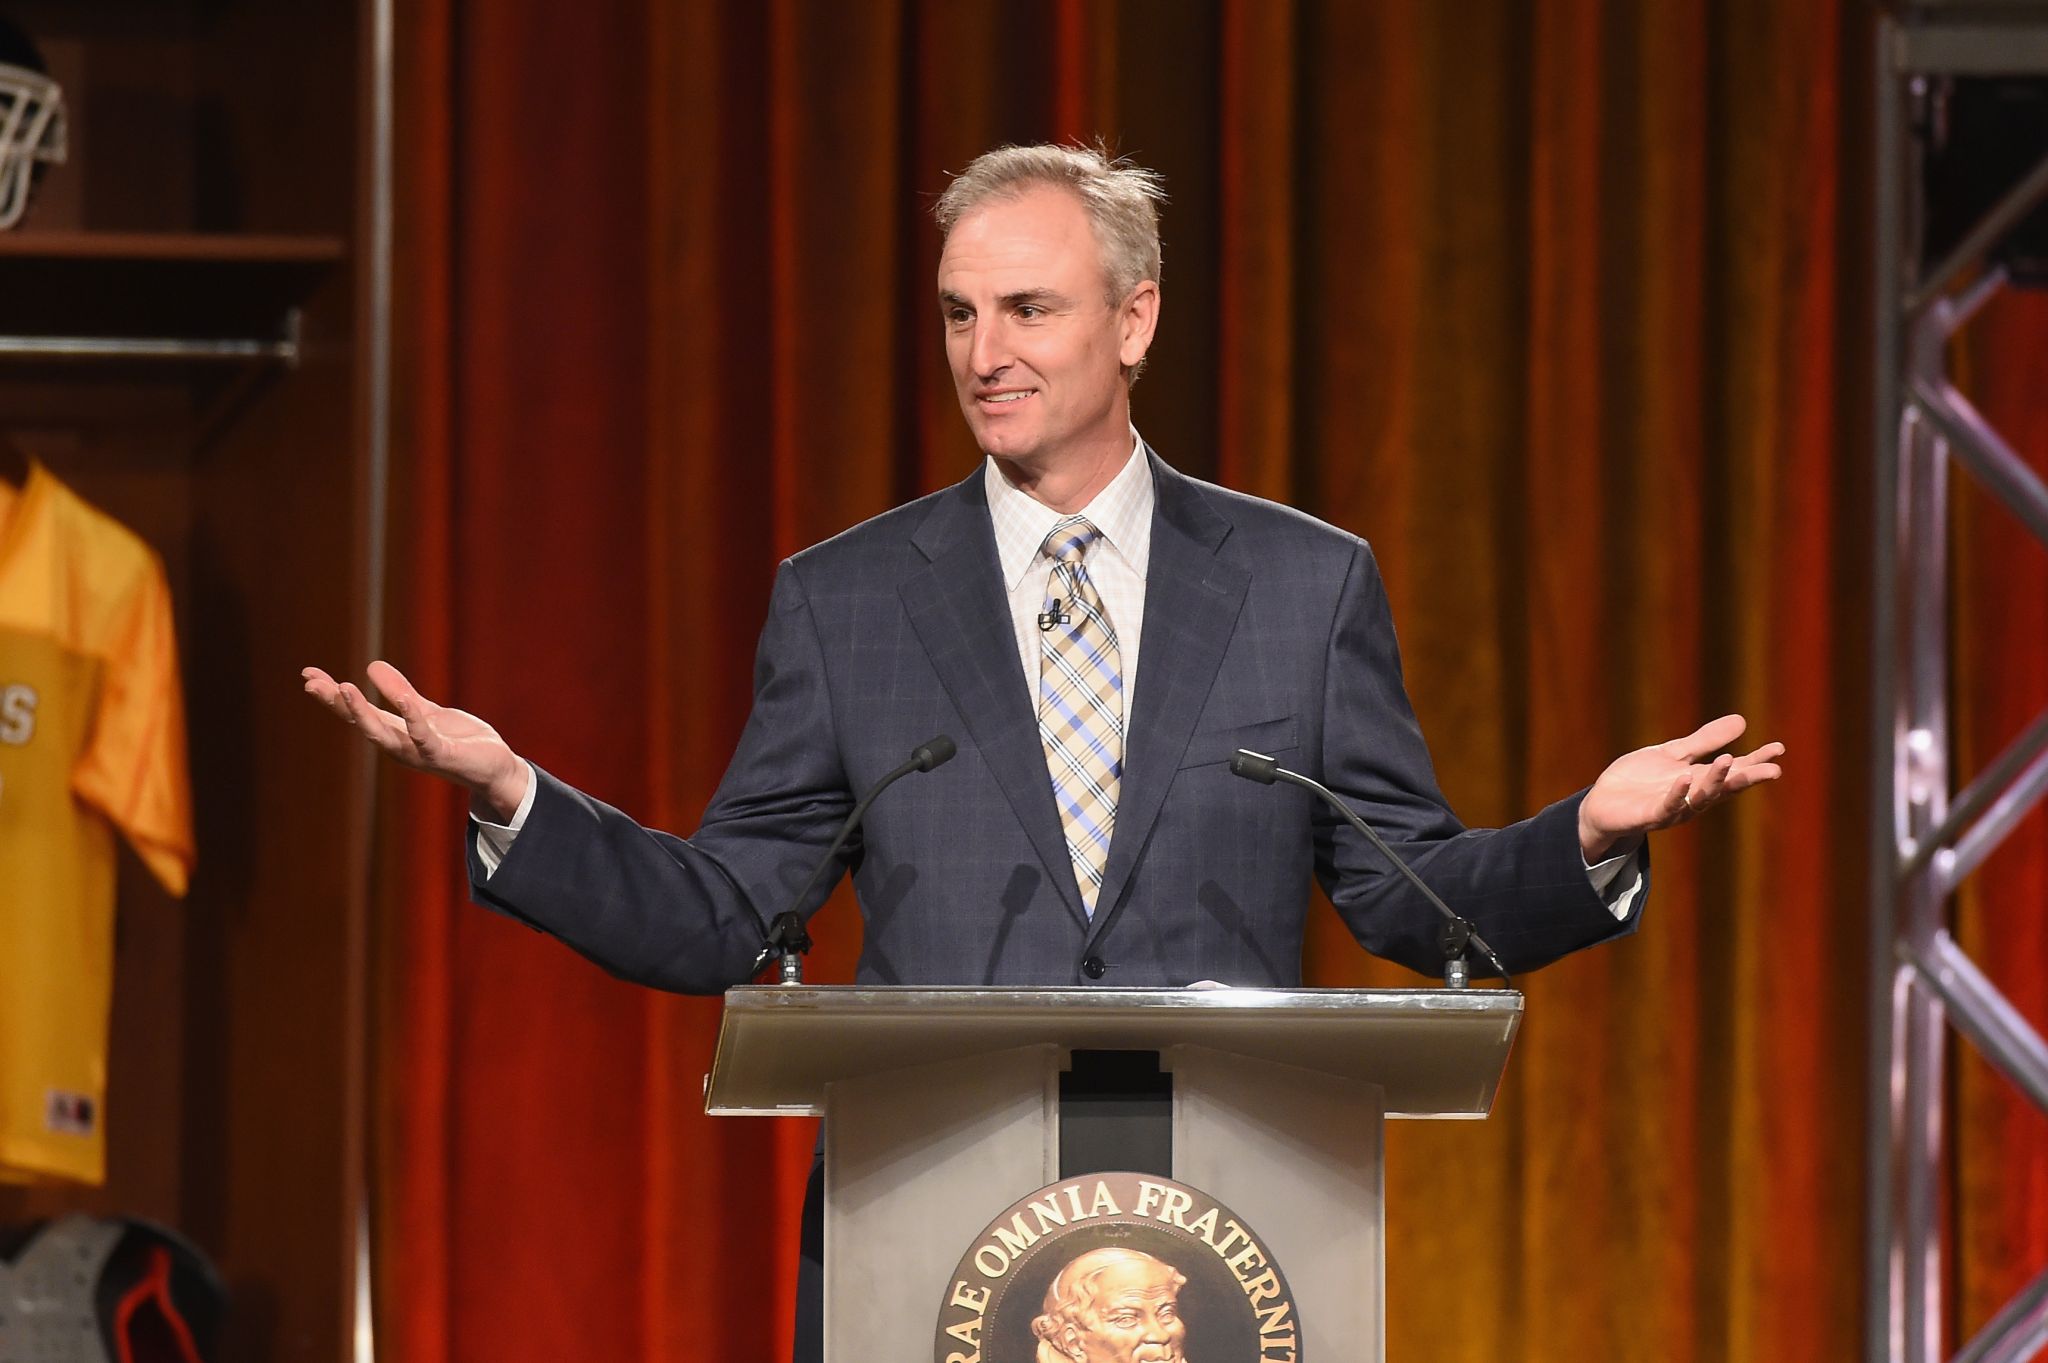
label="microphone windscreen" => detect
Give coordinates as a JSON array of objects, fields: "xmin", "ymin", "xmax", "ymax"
[
  {"xmin": 913, "ymin": 734, "xmax": 958, "ymax": 772},
  {"xmin": 1229, "ymin": 750, "xmax": 1281, "ymax": 784}
]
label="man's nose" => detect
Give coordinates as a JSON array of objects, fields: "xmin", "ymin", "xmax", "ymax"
[{"xmin": 969, "ymin": 318, "xmax": 1010, "ymax": 378}]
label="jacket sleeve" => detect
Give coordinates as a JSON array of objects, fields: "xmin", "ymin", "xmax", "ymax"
[
  {"xmin": 470, "ymin": 559, "xmax": 855, "ymax": 994},
  {"xmin": 1313, "ymin": 539, "xmax": 1645, "ymax": 977}
]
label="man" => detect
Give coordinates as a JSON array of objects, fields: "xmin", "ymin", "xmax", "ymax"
[
  {"xmin": 1032, "ymin": 1248, "xmax": 1188, "ymax": 1363},
  {"xmin": 305, "ymin": 144, "xmax": 1781, "ymax": 1356}
]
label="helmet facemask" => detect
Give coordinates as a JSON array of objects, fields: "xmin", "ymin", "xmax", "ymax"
[{"xmin": 0, "ymin": 61, "xmax": 66, "ymax": 230}]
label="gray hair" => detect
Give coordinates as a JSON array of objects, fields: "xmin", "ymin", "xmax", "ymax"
[{"xmin": 935, "ymin": 142, "xmax": 1166, "ymax": 305}]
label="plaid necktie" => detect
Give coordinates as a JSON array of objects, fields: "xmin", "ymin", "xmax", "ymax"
[{"xmin": 1037, "ymin": 516, "xmax": 1124, "ymax": 916}]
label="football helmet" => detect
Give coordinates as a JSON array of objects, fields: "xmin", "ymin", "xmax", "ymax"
[
  {"xmin": 0, "ymin": 19, "xmax": 66, "ymax": 231},
  {"xmin": 0, "ymin": 1214, "xmax": 227, "ymax": 1363}
]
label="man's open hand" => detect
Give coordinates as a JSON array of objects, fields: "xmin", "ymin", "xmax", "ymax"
[
  {"xmin": 301, "ymin": 660, "xmax": 529, "ymax": 821},
  {"xmin": 1577, "ymin": 714, "xmax": 1784, "ymax": 862}
]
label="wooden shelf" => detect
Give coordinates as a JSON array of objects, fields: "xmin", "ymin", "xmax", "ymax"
[
  {"xmin": 0, "ymin": 231, "xmax": 345, "ymax": 360},
  {"xmin": 0, "ymin": 230, "xmax": 347, "ymax": 263}
]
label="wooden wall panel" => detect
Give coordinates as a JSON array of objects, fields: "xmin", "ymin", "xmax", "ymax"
[{"xmin": 0, "ymin": 5, "xmax": 369, "ymax": 1363}]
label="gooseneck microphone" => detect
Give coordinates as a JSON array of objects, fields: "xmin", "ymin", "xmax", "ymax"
[
  {"xmin": 1228, "ymin": 749, "xmax": 1513, "ymax": 989},
  {"xmin": 752, "ymin": 734, "xmax": 959, "ymax": 984}
]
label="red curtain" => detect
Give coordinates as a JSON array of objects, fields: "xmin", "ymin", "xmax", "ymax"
[{"xmin": 371, "ymin": 3, "xmax": 2048, "ymax": 1360}]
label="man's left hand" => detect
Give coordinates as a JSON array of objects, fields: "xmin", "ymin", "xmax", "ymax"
[{"xmin": 1577, "ymin": 714, "xmax": 1785, "ymax": 862}]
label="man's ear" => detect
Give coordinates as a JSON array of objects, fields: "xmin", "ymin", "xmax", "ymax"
[{"xmin": 1118, "ymin": 279, "xmax": 1160, "ymax": 371}]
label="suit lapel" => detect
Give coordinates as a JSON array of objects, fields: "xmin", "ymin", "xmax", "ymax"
[
  {"xmin": 898, "ymin": 454, "xmax": 1252, "ymax": 943},
  {"xmin": 1087, "ymin": 453, "xmax": 1249, "ymax": 949},
  {"xmin": 900, "ymin": 472, "xmax": 1092, "ymax": 928}
]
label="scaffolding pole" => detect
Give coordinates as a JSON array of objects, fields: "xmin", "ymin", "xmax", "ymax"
[{"xmin": 1872, "ymin": 9, "xmax": 2048, "ymax": 1362}]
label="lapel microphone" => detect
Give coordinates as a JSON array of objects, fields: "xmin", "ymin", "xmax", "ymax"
[
  {"xmin": 1037, "ymin": 598, "xmax": 1070, "ymax": 631},
  {"xmin": 1228, "ymin": 749, "xmax": 1511, "ymax": 988},
  {"xmin": 752, "ymin": 734, "xmax": 959, "ymax": 984}
]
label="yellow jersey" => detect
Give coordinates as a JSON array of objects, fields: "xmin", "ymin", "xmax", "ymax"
[{"xmin": 0, "ymin": 461, "xmax": 193, "ymax": 1185}]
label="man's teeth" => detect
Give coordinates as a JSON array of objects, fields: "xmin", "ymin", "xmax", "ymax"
[{"xmin": 985, "ymin": 392, "xmax": 1030, "ymax": 403}]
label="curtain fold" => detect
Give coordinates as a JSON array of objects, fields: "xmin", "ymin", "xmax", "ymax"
[{"xmin": 374, "ymin": 3, "xmax": 2044, "ymax": 1359}]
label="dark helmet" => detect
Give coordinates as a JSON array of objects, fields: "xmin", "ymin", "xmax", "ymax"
[{"xmin": 0, "ymin": 1214, "xmax": 228, "ymax": 1363}]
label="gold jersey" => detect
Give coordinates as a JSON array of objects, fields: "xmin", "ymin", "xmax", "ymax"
[{"xmin": 0, "ymin": 462, "xmax": 193, "ymax": 1185}]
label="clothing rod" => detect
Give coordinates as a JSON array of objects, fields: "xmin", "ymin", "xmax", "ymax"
[{"xmin": 0, "ymin": 334, "xmax": 299, "ymax": 363}]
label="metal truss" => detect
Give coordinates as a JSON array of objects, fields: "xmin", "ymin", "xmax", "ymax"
[{"xmin": 1873, "ymin": 9, "xmax": 2048, "ymax": 1363}]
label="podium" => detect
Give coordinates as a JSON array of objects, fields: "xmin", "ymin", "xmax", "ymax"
[{"xmin": 705, "ymin": 985, "xmax": 1522, "ymax": 1361}]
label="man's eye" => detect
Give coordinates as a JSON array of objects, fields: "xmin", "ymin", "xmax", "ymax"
[{"xmin": 1016, "ymin": 305, "xmax": 1042, "ymax": 319}]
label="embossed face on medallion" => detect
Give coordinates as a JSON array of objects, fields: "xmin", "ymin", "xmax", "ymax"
[{"xmin": 1033, "ymin": 1248, "xmax": 1187, "ymax": 1363}]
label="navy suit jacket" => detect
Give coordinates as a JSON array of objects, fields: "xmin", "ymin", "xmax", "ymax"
[{"xmin": 472, "ymin": 450, "xmax": 1640, "ymax": 991}]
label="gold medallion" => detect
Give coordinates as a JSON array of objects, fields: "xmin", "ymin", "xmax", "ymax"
[{"xmin": 935, "ymin": 1171, "xmax": 1301, "ymax": 1363}]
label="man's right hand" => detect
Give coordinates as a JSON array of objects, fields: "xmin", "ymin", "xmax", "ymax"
[{"xmin": 301, "ymin": 659, "xmax": 530, "ymax": 821}]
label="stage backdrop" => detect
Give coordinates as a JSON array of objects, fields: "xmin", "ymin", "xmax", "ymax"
[{"xmin": 370, "ymin": 1, "xmax": 2048, "ymax": 1359}]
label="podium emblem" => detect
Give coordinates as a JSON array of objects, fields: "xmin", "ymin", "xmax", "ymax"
[{"xmin": 935, "ymin": 1171, "xmax": 1301, "ymax": 1363}]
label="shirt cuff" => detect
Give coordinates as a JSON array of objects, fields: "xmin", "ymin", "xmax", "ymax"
[
  {"xmin": 1583, "ymin": 844, "xmax": 1644, "ymax": 921},
  {"xmin": 470, "ymin": 761, "xmax": 537, "ymax": 879}
]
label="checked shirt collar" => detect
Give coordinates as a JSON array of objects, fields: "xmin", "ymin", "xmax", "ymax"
[{"xmin": 984, "ymin": 428, "xmax": 1155, "ymax": 592}]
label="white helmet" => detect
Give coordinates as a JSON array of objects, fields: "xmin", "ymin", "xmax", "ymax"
[{"xmin": 0, "ymin": 21, "xmax": 66, "ymax": 232}]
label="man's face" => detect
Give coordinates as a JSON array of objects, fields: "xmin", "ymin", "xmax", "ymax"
[
  {"xmin": 1068, "ymin": 1258, "xmax": 1186, "ymax": 1363},
  {"xmin": 937, "ymin": 186, "xmax": 1158, "ymax": 470}
]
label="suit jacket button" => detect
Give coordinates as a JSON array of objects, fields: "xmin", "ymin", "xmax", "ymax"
[{"xmin": 1081, "ymin": 955, "xmax": 1107, "ymax": 980}]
